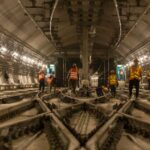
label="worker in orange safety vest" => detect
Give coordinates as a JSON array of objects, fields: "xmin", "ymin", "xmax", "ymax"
[
  {"xmin": 67, "ymin": 63, "xmax": 79, "ymax": 94},
  {"xmin": 129, "ymin": 58, "xmax": 142, "ymax": 99},
  {"xmin": 108, "ymin": 70, "xmax": 118, "ymax": 97},
  {"xmin": 38, "ymin": 69, "xmax": 45, "ymax": 92}
]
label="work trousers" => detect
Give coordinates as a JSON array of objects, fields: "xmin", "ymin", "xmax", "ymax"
[
  {"xmin": 129, "ymin": 79, "xmax": 140, "ymax": 98},
  {"xmin": 96, "ymin": 87, "xmax": 103, "ymax": 96},
  {"xmin": 148, "ymin": 80, "xmax": 150, "ymax": 90},
  {"xmin": 39, "ymin": 79, "xmax": 45, "ymax": 92},
  {"xmin": 49, "ymin": 82, "xmax": 56, "ymax": 93},
  {"xmin": 69, "ymin": 79, "xmax": 77, "ymax": 94},
  {"xmin": 110, "ymin": 85, "xmax": 116, "ymax": 97}
]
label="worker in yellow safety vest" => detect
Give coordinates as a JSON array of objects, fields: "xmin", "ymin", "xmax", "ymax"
[
  {"xmin": 67, "ymin": 63, "xmax": 79, "ymax": 94},
  {"xmin": 108, "ymin": 70, "xmax": 118, "ymax": 97},
  {"xmin": 147, "ymin": 70, "xmax": 150, "ymax": 90},
  {"xmin": 38, "ymin": 69, "xmax": 45, "ymax": 92},
  {"xmin": 129, "ymin": 58, "xmax": 142, "ymax": 99}
]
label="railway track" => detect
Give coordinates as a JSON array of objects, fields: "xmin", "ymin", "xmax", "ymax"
[{"xmin": 0, "ymin": 89, "xmax": 149, "ymax": 150}]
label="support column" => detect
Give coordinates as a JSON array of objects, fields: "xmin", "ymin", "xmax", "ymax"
[{"xmin": 81, "ymin": 27, "xmax": 89, "ymax": 80}]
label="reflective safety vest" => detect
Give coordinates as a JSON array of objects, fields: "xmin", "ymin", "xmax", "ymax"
[
  {"xmin": 129, "ymin": 66, "xmax": 142, "ymax": 80},
  {"xmin": 147, "ymin": 71, "xmax": 150, "ymax": 80},
  {"xmin": 109, "ymin": 74, "xmax": 117, "ymax": 85},
  {"xmin": 69, "ymin": 68, "xmax": 78, "ymax": 80},
  {"xmin": 38, "ymin": 73, "xmax": 45, "ymax": 81}
]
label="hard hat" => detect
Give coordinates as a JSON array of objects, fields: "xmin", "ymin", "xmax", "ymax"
[
  {"xmin": 110, "ymin": 70, "xmax": 115, "ymax": 74},
  {"xmin": 72, "ymin": 63, "xmax": 76, "ymax": 67},
  {"xmin": 102, "ymin": 86, "xmax": 108, "ymax": 93}
]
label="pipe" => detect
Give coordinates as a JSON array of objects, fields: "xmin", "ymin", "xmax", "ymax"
[
  {"xmin": 117, "ymin": 4, "xmax": 150, "ymax": 64},
  {"xmin": 113, "ymin": 0, "xmax": 122, "ymax": 47},
  {"xmin": 49, "ymin": 0, "xmax": 59, "ymax": 45}
]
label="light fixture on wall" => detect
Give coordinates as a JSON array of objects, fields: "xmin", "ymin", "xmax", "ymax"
[
  {"xmin": 12, "ymin": 52, "xmax": 19, "ymax": 58},
  {"xmin": 125, "ymin": 54, "xmax": 150, "ymax": 67},
  {"xmin": 0, "ymin": 46, "xmax": 8, "ymax": 54}
]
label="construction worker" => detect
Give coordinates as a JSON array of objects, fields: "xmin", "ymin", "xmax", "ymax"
[
  {"xmin": 47, "ymin": 73, "xmax": 56, "ymax": 93},
  {"xmin": 4, "ymin": 71, "xmax": 9, "ymax": 84},
  {"xmin": 38, "ymin": 69, "xmax": 45, "ymax": 92},
  {"xmin": 47, "ymin": 75, "xmax": 54, "ymax": 92},
  {"xmin": 96, "ymin": 75, "xmax": 105, "ymax": 96},
  {"xmin": 68, "ymin": 63, "xmax": 78, "ymax": 94},
  {"xmin": 108, "ymin": 70, "xmax": 118, "ymax": 97},
  {"xmin": 129, "ymin": 58, "xmax": 142, "ymax": 99},
  {"xmin": 147, "ymin": 70, "xmax": 150, "ymax": 90}
]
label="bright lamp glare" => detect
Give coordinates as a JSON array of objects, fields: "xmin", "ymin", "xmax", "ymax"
[
  {"xmin": 0, "ymin": 46, "xmax": 7, "ymax": 53},
  {"xmin": 12, "ymin": 52, "xmax": 19, "ymax": 58},
  {"xmin": 27, "ymin": 57, "xmax": 30, "ymax": 63},
  {"xmin": 0, "ymin": 45, "xmax": 44, "ymax": 67},
  {"xmin": 138, "ymin": 55, "xmax": 149, "ymax": 64},
  {"xmin": 22, "ymin": 56, "xmax": 27, "ymax": 61},
  {"xmin": 126, "ymin": 54, "xmax": 150, "ymax": 67},
  {"xmin": 30, "ymin": 59, "xmax": 34, "ymax": 64}
]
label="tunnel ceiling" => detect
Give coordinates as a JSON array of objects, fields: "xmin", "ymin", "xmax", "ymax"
[
  {"xmin": 0, "ymin": 0, "xmax": 150, "ymax": 61},
  {"xmin": 0, "ymin": 0, "xmax": 56, "ymax": 58},
  {"xmin": 116, "ymin": 2, "xmax": 150, "ymax": 61}
]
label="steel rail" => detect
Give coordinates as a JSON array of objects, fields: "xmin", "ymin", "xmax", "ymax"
[
  {"xmin": 73, "ymin": 111, "xmax": 83, "ymax": 129},
  {"xmin": 74, "ymin": 111, "xmax": 85, "ymax": 132},
  {"xmin": 78, "ymin": 111, "xmax": 88, "ymax": 134},
  {"xmin": 81, "ymin": 112, "xmax": 90, "ymax": 135}
]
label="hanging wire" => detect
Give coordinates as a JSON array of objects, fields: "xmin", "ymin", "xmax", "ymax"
[
  {"xmin": 113, "ymin": 0, "xmax": 122, "ymax": 48},
  {"xmin": 49, "ymin": 0, "xmax": 59, "ymax": 43}
]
